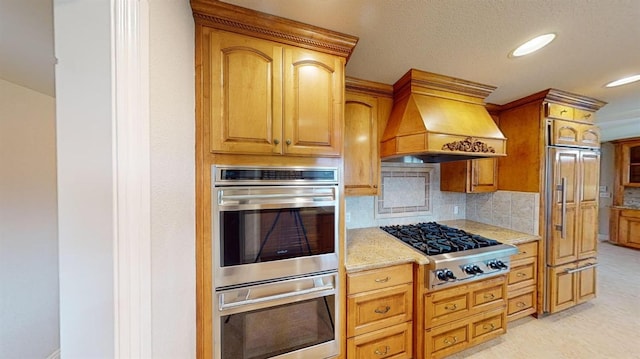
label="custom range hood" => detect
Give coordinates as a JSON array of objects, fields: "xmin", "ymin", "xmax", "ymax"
[{"xmin": 380, "ymin": 69, "xmax": 507, "ymax": 163}]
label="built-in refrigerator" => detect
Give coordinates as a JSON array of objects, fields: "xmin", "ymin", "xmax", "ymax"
[{"xmin": 544, "ymin": 141, "xmax": 600, "ymax": 313}]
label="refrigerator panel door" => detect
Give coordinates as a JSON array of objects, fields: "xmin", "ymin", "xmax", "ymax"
[
  {"xmin": 547, "ymin": 148, "xmax": 580, "ymax": 266},
  {"xmin": 578, "ymin": 151, "xmax": 600, "ymax": 259}
]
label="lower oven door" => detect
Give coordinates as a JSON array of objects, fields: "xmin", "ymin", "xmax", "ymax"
[{"xmin": 213, "ymin": 271, "xmax": 339, "ymax": 359}]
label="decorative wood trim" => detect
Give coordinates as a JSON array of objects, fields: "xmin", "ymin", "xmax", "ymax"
[
  {"xmin": 495, "ymin": 88, "xmax": 607, "ymax": 112},
  {"xmin": 393, "ymin": 69, "xmax": 496, "ymax": 100},
  {"xmin": 345, "ymin": 76, "xmax": 393, "ymax": 98},
  {"xmin": 190, "ymin": 0, "xmax": 358, "ymax": 60},
  {"xmin": 113, "ymin": 1, "xmax": 152, "ymax": 357},
  {"xmin": 441, "ymin": 137, "xmax": 496, "ymax": 153}
]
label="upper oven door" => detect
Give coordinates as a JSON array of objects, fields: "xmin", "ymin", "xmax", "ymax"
[{"xmin": 213, "ymin": 186, "xmax": 339, "ymax": 288}]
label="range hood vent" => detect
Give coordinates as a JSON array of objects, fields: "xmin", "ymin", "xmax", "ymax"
[{"xmin": 380, "ymin": 69, "xmax": 507, "ymax": 163}]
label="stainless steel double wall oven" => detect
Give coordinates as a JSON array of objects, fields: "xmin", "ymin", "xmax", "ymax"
[{"xmin": 211, "ymin": 165, "xmax": 340, "ymax": 359}]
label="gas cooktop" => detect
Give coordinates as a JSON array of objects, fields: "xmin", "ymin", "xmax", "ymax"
[
  {"xmin": 380, "ymin": 222, "xmax": 518, "ymax": 290},
  {"xmin": 380, "ymin": 222, "xmax": 500, "ymax": 255}
]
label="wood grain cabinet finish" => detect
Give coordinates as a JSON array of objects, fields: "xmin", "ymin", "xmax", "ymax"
[
  {"xmin": 423, "ymin": 276, "xmax": 507, "ymax": 358},
  {"xmin": 506, "ymin": 241, "xmax": 538, "ymax": 321},
  {"xmin": 440, "ymin": 158, "xmax": 497, "ymax": 193},
  {"xmin": 550, "ymin": 119, "xmax": 600, "ymax": 148},
  {"xmin": 204, "ymin": 29, "xmax": 345, "ymax": 157},
  {"xmin": 347, "ymin": 263, "xmax": 414, "ymax": 358},
  {"xmin": 549, "ymin": 259, "xmax": 597, "ymax": 313},
  {"xmin": 344, "ymin": 78, "xmax": 393, "ymax": 196},
  {"xmin": 610, "ymin": 208, "xmax": 640, "ymax": 249}
]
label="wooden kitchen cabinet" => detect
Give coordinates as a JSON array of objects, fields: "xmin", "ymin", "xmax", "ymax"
[
  {"xmin": 608, "ymin": 138, "xmax": 640, "ymax": 249},
  {"xmin": 205, "ymin": 29, "xmax": 345, "ymax": 157},
  {"xmin": 610, "ymin": 208, "xmax": 640, "ymax": 249},
  {"xmin": 506, "ymin": 241, "xmax": 538, "ymax": 321},
  {"xmin": 440, "ymin": 158, "xmax": 497, "ymax": 193},
  {"xmin": 347, "ymin": 263, "xmax": 413, "ymax": 358},
  {"xmin": 344, "ymin": 78, "xmax": 393, "ymax": 196},
  {"xmin": 423, "ymin": 275, "xmax": 507, "ymax": 359}
]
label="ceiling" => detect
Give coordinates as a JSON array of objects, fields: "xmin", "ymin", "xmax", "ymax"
[{"xmin": 2, "ymin": 0, "xmax": 638, "ymax": 138}]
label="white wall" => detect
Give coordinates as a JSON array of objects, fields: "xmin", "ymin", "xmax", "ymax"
[
  {"xmin": 149, "ymin": 1, "xmax": 196, "ymax": 357},
  {"xmin": 599, "ymin": 142, "xmax": 615, "ymax": 237},
  {"xmin": 54, "ymin": 1, "xmax": 115, "ymax": 357},
  {"xmin": 0, "ymin": 79, "xmax": 59, "ymax": 359}
]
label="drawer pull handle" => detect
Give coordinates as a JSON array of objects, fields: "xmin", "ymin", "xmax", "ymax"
[
  {"xmin": 374, "ymin": 345, "xmax": 390, "ymax": 356},
  {"xmin": 516, "ymin": 301, "xmax": 527, "ymax": 308},
  {"xmin": 443, "ymin": 336, "xmax": 458, "ymax": 345},
  {"xmin": 483, "ymin": 323, "xmax": 496, "ymax": 330},
  {"xmin": 560, "ymin": 109, "xmax": 567, "ymax": 115},
  {"xmin": 583, "ymin": 113, "xmax": 592, "ymax": 119},
  {"xmin": 484, "ymin": 293, "xmax": 495, "ymax": 299},
  {"xmin": 375, "ymin": 306, "xmax": 391, "ymax": 314},
  {"xmin": 516, "ymin": 272, "xmax": 527, "ymax": 277},
  {"xmin": 374, "ymin": 277, "xmax": 390, "ymax": 283},
  {"xmin": 444, "ymin": 303, "xmax": 457, "ymax": 311},
  {"xmin": 518, "ymin": 251, "xmax": 527, "ymax": 255}
]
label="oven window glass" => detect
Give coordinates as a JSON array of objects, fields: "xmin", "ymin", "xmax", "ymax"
[
  {"xmin": 220, "ymin": 295, "xmax": 335, "ymax": 359},
  {"xmin": 221, "ymin": 207, "xmax": 335, "ymax": 266}
]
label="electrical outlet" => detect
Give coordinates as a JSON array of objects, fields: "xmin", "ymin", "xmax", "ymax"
[
  {"xmin": 345, "ymin": 212, "xmax": 351, "ymax": 223},
  {"xmin": 599, "ymin": 185, "xmax": 608, "ymax": 192},
  {"xmin": 599, "ymin": 192, "xmax": 611, "ymax": 198},
  {"xmin": 454, "ymin": 206, "xmax": 459, "ymax": 214}
]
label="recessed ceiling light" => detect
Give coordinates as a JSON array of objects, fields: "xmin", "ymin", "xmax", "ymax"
[
  {"xmin": 509, "ymin": 33, "xmax": 556, "ymax": 58},
  {"xmin": 605, "ymin": 74, "xmax": 640, "ymax": 88}
]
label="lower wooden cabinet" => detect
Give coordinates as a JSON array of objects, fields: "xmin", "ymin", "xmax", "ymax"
[
  {"xmin": 347, "ymin": 263, "xmax": 414, "ymax": 358},
  {"xmin": 347, "ymin": 321, "xmax": 413, "ymax": 359},
  {"xmin": 610, "ymin": 208, "xmax": 640, "ymax": 249},
  {"xmin": 506, "ymin": 241, "xmax": 538, "ymax": 321},
  {"xmin": 548, "ymin": 259, "xmax": 597, "ymax": 313},
  {"xmin": 423, "ymin": 276, "xmax": 507, "ymax": 359}
]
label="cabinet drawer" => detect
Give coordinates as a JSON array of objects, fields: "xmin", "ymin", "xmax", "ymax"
[
  {"xmin": 574, "ymin": 108, "xmax": 595, "ymax": 123},
  {"xmin": 507, "ymin": 287, "xmax": 535, "ymax": 316},
  {"xmin": 430, "ymin": 325, "xmax": 468, "ymax": 354},
  {"xmin": 432, "ymin": 295, "xmax": 468, "ymax": 319},
  {"xmin": 347, "ymin": 321, "xmax": 412, "ymax": 359},
  {"xmin": 472, "ymin": 313, "xmax": 504, "ymax": 339},
  {"xmin": 347, "ymin": 283, "xmax": 413, "ymax": 337},
  {"xmin": 546, "ymin": 103, "xmax": 574, "ymax": 120},
  {"xmin": 508, "ymin": 257, "xmax": 536, "ymax": 287},
  {"xmin": 473, "ymin": 284, "xmax": 504, "ymax": 306},
  {"xmin": 348, "ymin": 263, "xmax": 413, "ymax": 295},
  {"xmin": 511, "ymin": 241, "xmax": 538, "ymax": 261}
]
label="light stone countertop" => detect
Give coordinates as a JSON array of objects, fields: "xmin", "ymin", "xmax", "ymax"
[{"xmin": 345, "ymin": 220, "xmax": 540, "ymax": 273}]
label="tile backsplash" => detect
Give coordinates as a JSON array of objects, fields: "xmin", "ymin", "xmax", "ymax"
[
  {"xmin": 623, "ymin": 187, "xmax": 640, "ymax": 207},
  {"xmin": 345, "ymin": 164, "xmax": 540, "ymax": 236},
  {"xmin": 346, "ymin": 163, "xmax": 466, "ymax": 228},
  {"xmin": 466, "ymin": 191, "xmax": 540, "ymax": 235}
]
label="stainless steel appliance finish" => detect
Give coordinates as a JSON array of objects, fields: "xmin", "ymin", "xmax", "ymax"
[
  {"xmin": 381, "ymin": 223, "xmax": 517, "ymax": 290},
  {"xmin": 213, "ymin": 271, "xmax": 339, "ymax": 359},
  {"xmin": 212, "ymin": 165, "xmax": 339, "ymax": 288}
]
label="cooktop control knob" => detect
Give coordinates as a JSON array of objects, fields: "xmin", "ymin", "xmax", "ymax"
[
  {"xmin": 445, "ymin": 270, "xmax": 456, "ymax": 280},
  {"xmin": 472, "ymin": 265, "xmax": 484, "ymax": 274},
  {"xmin": 463, "ymin": 265, "xmax": 476, "ymax": 274},
  {"xmin": 496, "ymin": 260, "xmax": 508, "ymax": 269},
  {"xmin": 436, "ymin": 270, "xmax": 448, "ymax": 281},
  {"xmin": 488, "ymin": 260, "xmax": 499, "ymax": 269}
]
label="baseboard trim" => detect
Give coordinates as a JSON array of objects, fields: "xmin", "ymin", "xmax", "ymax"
[
  {"xmin": 46, "ymin": 349, "xmax": 61, "ymax": 359},
  {"xmin": 598, "ymin": 234, "xmax": 610, "ymax": 241}
]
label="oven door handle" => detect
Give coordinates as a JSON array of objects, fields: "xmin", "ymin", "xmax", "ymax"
[
  {"xmin": 219, "ymin": 282, "xmax": 335, "ymax": 312},
  {"xmin": 220, "ymin": 192, "xmax": 334, "ymax": 202}
]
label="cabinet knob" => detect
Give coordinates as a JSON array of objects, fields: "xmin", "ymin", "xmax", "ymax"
[
  {"xmin": 286, "ymin": 139, "xmax": 292, "ymax": 145},
  {"xmin": 274, "ymin": 139, "xmax": 280, "ymax": 145}
]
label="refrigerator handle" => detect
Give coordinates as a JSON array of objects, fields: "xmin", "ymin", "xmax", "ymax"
[{"xmin": 555, "ymin": 177, "xmax": 567, "ymax": 239}]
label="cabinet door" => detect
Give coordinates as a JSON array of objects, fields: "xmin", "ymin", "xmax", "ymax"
[
  {"xmin": 549, "ymin": 149, "xmax": 579, "ymax": 265},
  {"xmin": 208, "ymin": 29, "xmax": 283, "ymax": 154},
  {"xmin": 550, "ymin": 120, "xmax": 600, "ymax": 148},
  {"xmin": 283, "ymin": 48, "xmax": 344, "ymax": 156},
  {"xmin": 576, "ymin": 260, "xmax": 597, "ymax": 304},
  {"xmin": 618, "ymin": 211, "xmax": 640, "ymax": 249},
  {"xmin": 470, "ymin": 158, "xmax": 497, "ymax": 192},
  {"xmin": 345, "ymin": 93, "xmax": 379, "ymax": 196},
  {"xmin": 549, "ymin": 262, "xmax": 577, "ymax": 313},
  {"xmin": 577, "ymin": 151, "xmax": 600, "ymax": 259},
  {"xmin": 621, "ymin": 143, "xmax": 640, "ymax": 186}
]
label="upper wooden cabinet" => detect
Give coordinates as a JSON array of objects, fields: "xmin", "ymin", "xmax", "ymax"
[
  {"xmin": 205, "ymin": 29, "xmax": 346, "ymax": 156},
  {"xmin": 192, "ymin": 0, "xmax": 358, "ymax": 157},
  {"xmin": 344, "ymin": 77, "xmax": 393, "ymax": 196},
  {"xmin": 440, "ymin": 158, "xmax": 497, "ymax": 193},
  {"xmin": 618, "ymin": 140, "xmax": 640, "ymax": 187}
]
